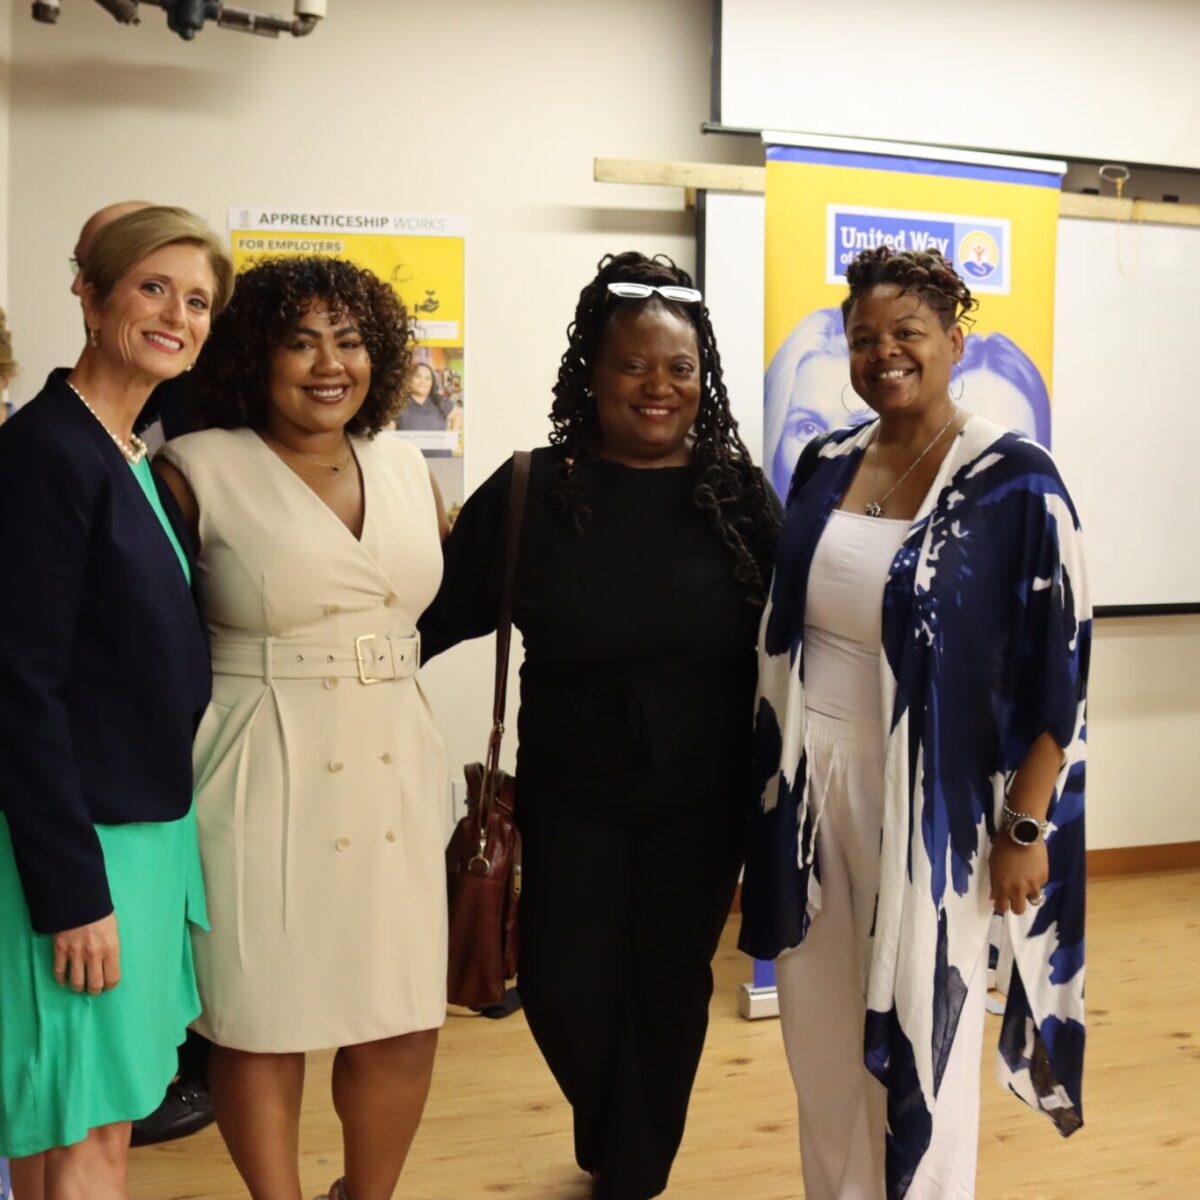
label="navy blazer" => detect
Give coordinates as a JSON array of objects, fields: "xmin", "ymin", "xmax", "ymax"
[{"xmin": 0, "ymin": 371, "xmax": 211, "ymax": 934}]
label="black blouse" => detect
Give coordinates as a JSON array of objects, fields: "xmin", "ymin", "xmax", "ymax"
[{"xmin": 420, "ymin": 447, "xmax": 768, "ymax": 819}]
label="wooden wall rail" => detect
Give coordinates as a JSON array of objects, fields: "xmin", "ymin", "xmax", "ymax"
[{"xmin": 595, "ymin": 157, "xmax": 1200, "ymax": 229}]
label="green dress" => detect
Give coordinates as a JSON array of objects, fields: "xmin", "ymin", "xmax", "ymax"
[{"xmin": 0, "ymin": 458, "xmax": 208, "ymax": 1158}]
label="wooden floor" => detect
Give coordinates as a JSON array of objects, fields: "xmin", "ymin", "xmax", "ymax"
[{"xmin": 129, "ymin": 870, "xmax": 1200, "ymax": 1199}]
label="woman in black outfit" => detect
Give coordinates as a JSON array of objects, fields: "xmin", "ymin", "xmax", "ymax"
[{"xmin": 420, "ymin": 252, "xmax": 779, "ymax": 1199}]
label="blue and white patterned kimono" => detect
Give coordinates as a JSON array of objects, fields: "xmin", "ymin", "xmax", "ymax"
[{"xmin": 740, "ymin": 415, "xmax": 1089, "ymax": 1199}]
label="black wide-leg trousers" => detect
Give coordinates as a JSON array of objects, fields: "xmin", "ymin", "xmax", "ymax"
[{"xmin": 517, "ymin": 798, "xmax": 743, "ymax": 1200}]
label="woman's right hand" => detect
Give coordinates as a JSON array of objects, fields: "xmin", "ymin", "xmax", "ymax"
[{"xmin": 53, "ymin": 912, "xmax": 120, "ymax": 994}]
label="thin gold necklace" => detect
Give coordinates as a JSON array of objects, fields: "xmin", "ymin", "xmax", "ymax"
[
  {"xmin": 865, "ymin": 410, "xmax": 959, "ymax": 518},
  {"xmin": 66, "ymin": 380, "xmax": 148, "ymax": 465},
  {"xmin": 264, "ymin": 434, "xmax": 353, "ymax": 475}
]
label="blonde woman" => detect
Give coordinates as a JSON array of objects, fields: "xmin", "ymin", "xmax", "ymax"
[{"xmin": 0, "ymin": 206, "xmax": 232, "ymax": 1200}]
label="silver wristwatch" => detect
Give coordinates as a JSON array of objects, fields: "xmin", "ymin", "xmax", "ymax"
[{"xmin": 1001, "ymin": 804, "xmax": 1049, "ymax": 847}]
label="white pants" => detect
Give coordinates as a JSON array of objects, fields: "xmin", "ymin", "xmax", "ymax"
[{"xmin": 776, "ymin": 711, "xmax": 988, "ymax": 1200}]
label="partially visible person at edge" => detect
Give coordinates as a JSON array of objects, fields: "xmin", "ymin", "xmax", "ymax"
[
  {"xmin": 0, "ymin": 206, "xmax": 233, "ymax": 1200},
  {"xmin": 155, "ymin": 256, "xmax": 450, "ymax": 1200},
  {"xmin": 419, "ymin": 252, "xmax": 781, "ymax": 1200},
  {"xmin": 741, "ymin": 246, "xmax": 1089, "ymax": 1200}
]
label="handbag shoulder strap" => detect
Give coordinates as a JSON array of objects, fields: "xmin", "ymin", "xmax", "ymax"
[{"xmin": 488, "ymin": 450, "xmax": 531, "ymax": 752}]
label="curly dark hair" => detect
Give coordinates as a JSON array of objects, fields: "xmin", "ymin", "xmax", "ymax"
[
  {"xmin": 841, "ymin": 246, "xmax": 979, "ymax": 329},
  {"xmin": 191, "ymin": 256, "xmax": 412, "ymax": 436},
  {"xmin": 549, "ymin": 251, "xmax": 779, "ymax": 603}
]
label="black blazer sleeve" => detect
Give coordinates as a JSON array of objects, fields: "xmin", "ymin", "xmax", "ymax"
[
  {"xmin": 418, "ymin": 455, "xmax": 512, "ymax": 664},
  {"xmin": 0, "ymin": 425, "xmax": 113, "ymax": 931}
]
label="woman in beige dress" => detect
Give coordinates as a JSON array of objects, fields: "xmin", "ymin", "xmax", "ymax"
[{"xmin": 156, "ymin": 256, "xmax": 449, "ymax": 1200}]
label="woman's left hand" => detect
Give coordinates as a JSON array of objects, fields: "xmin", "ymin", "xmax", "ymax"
[{"xmin": 989, "ymin": 837, "xmax": 1050, "ymax": 916}]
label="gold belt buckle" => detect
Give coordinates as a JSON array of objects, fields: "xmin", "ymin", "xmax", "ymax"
[{"xmin": 354, "ymin": 634, "xmax": 382, "ymax": 686}]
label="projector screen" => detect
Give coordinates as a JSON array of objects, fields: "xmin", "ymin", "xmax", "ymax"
[{"xmin": 715, "ymin": 0, "xmax": 1200, "ymax": 171}]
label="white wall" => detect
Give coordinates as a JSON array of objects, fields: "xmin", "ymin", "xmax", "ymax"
[{"xmin": 1087, "ymin": 618, "xmax": 1200, "ymax": 849}]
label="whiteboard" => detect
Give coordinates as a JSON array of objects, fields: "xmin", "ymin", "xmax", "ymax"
[
  {"xmin": 717, "ymin": 0, "xmax": 1200, "ymax": 172},
  {"xmin": 703, "ymin": 196, "xmax": 1200, "ymax": 610},
  {"xmin": 1051, "ymin": 218, "xmax": 1199, "ymax": 608}
]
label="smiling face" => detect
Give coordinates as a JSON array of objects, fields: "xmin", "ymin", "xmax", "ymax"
[
  {"xmin": 845, "ymin": 284, "xmax": 963, "ymax": 419},
  {"xmin": 83, "ymin": 241, "xmax": 215, "ymax": 383},
  {"xmin": 409, "ymin": 362, "xmax": 434, "ymax": 402},
  {"xmin": 590, "ymin": 302, "xmax": 702, "ymax": 468},
  {"xmin": 265, "ymin": 300, "xmax": 372, "ymax": 439}
]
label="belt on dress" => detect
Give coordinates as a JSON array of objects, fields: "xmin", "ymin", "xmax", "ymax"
[{"xmin": 210, "ymin": 632, "xmax": 420, "ymax": 685}]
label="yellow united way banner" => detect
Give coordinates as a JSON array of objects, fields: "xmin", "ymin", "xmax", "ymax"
[
  {"xmin": 762, "ymin": 142, "xmax": 1063, "ymax": 499},
  {"xmin": 228, "ymin": 207, "xmax": 467, "ymax": 462}
]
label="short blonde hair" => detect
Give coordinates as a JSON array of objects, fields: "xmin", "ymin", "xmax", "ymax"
[{"xmin": 83, "ymin": 205, "xmax": 234, "ymax": 315}]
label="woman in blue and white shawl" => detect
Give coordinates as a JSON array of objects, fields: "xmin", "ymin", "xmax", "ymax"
[{"xmin": 741, "ymin": 247, "xmax": 1089, "ymax": 1200}]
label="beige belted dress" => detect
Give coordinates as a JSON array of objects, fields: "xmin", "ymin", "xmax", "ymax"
[{"xmin": 159, "ymin": 428, "xmax": 448, "ymax": 1052}]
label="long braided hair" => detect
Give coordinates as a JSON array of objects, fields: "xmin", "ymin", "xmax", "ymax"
[{"xmin": 548, "ymin": 251, "xmax": 779, "ymax": 604}]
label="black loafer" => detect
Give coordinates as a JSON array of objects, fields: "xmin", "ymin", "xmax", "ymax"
[
  {"xmin": 472, "ymin": 986, "xmax": 524, "ymax": 1020},
  {"xmin": 130, "ymin": 1079, "xmax": 215, "ymax": 1146}
]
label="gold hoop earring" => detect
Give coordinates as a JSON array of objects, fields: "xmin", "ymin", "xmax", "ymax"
[
  {"xmin": 841, "ymin": 381, "xmax": 857, "ymax": 414},
  {"xmin": 951, "ymin": 361, "xmax": 965, "ymax": 403}
]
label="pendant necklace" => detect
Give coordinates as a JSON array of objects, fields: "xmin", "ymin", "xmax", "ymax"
[
  {"xmin": 864, "ymin": 410, "xmax": 959, "ymax": 518},
  {"xmin": 66, "ymin": 380, "xmax": 148, "ymax": 465},
  {"xmin": 265, "ymin": 434, "xmax": 353, "ymax": 476}
]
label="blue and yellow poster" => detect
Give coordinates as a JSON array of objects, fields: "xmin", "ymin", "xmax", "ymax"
[
  {"xmin": 228, "ymin": 207, "xmax": 467, "ymax": 462},
  {"xmin": 763, "ymin": 145, "xmax": 1063, "ymax": 499}
]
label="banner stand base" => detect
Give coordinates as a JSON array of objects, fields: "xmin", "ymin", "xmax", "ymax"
[{"xmin": 738, "ymin": 982, "xmax": 779, "ymax": 1020}]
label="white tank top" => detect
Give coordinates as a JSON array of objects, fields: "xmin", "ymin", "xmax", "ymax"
[{"xmin": 804, "ymin": 510, "xmax": 910, "ymax": 725}]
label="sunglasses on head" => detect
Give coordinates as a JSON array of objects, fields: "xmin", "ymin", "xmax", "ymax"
[{"xmin": 606, "ymin": 281, "xmax": 703, "ymax": 304}]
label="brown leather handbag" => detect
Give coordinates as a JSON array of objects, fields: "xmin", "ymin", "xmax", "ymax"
[{"xmin": 445, "ymin": 451, "xmax": 531, "ymax": 1009}]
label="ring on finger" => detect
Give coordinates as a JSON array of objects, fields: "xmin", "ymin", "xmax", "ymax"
[{"xmin": 1027, "ymin": 891, "xmax": 1045, "ymax": 907}]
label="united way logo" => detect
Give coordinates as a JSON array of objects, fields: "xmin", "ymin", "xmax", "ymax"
[
  {"xmin": 958, "ymin": 230, "xmax": 1000, "ymax": 281},
  {"xmin": 827, "ymin": 206, "xmax": 1010, "ymax": 293}
]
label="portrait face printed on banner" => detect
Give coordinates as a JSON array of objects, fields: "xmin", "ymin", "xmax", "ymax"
[
  {"xmin": 958, "ymin": 330, "xmax": 1051, "ymax": 447},
  {"xmin": 764, "ymin": 307, "xmax": 1053, "ymax": 498},
  {"xmin": 409, "ymin": 362, "xmax": 435, "ymax": 404},
  {"xmin": 764, "ymin": 306, "xmax": 867, "ymax": 500},
  {"xmin": 393, "ymin": 350, "xmax": 463, "ymax": 455}
]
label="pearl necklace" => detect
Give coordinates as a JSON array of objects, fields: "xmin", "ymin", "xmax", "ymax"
[
  {"xmin": 864, "ymin": 410, "xmax": 960, "ymax": 518},
  {"xmin": 66, "ymin": 380, "xmax": 148, "ymax": 465}
]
